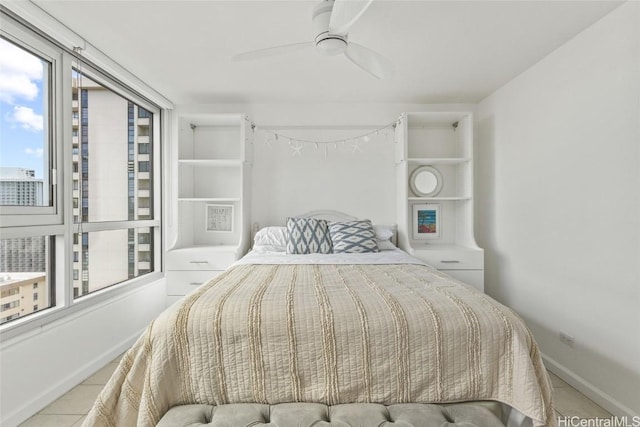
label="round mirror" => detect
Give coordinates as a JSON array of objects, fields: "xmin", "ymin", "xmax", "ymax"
[{"xmin": 410, "ymin": 166, "xmax": 443, "ymax": 197}]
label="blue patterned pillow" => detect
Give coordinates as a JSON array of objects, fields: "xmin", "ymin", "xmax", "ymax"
[
  {"xmin": 286, "ymin": 217, "xmax": 333, "ymax": 254},
  {"xmin": 329, "ymin": 220, "xmax": 380, "ymax": 253}
]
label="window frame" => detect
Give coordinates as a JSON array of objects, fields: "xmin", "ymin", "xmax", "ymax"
[
  {"xmin": 68, "ymin": 62, "xmax": 162, "ymax": 299},
  {"xmin": 0, "ymin": 11, "xmax": 164, "ymax": 339},
  {"xmin": 0, "ymin": 18, "xmax": 63, "ymax": 227}
]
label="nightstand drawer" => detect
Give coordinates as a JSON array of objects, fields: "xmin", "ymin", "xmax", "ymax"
[
  {"xmin": 166, "ymin": 248, "xmax": 236, "ymax": 271},
  {"xmin": 166, "ymin": 270, "xmax": 223, "ymax": 296},
  {"xmin": 413, "ymin": 249, "xmax": 483, "ymax": 270}
]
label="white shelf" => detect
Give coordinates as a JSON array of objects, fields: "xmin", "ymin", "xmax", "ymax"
[
  {"xmin": 171, "ymin": 113, "xmax": 252, "ymax": 251},
  {"xmin": 408, "ymin": 196, "xmax": 471, "ymax": 201},
  {"xmin": 397, "ymin": 112, "xmax": 483, "ymax": 290},
  {"xmin": 408, "ymin": 157, "xmax": 471, "ymax": 165},
  {"xmin": 178, "ymin": 159, "xmax": 242, "ymax": 167},
  {"xmin": 178, "ymin": 198, "xmax": 241, "ymax": 203}
]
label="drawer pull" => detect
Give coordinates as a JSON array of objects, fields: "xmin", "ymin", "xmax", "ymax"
[
  {"xmin": 189, "ymin": 282, "xmax": 202, "ymax": 286},
  {"xmin": 440, "ymin": 260, "xmax": 460, "ymax": 264},
  {"xmin": 189, "ymin": 260, "xmax": 208, "ymax": 264}
]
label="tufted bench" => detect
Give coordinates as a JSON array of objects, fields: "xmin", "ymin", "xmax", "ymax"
[{"xmin": 157, "ymin": 401, "xmax": 509, "ymax": 426}]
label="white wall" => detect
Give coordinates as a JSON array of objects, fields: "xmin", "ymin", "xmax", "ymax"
[
  {"xmin": 475, "ymin": 1, "xmax": 639, "ymax": 416},
  {"xmin": 173, "ymin": 103, "xmax": 474, "ymax": 231},
  {"xmin": 0, "ymin": 279, "xmax": 166, "ymax": 427}
]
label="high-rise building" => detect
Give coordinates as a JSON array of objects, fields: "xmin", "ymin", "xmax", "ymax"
[
  {"xmin": 0, "ymin": 167, "xmax": 44, "ymax": 206},
  {"xmin": 0, "ymin": 168, "xmax": 47, "ymax": 273},
  {"xmin": 0, "ymin": 168, "xmax": 48, "ymax": 324},
  {"xmin": 0, "ymin": 238, "xmax": 46, "ymax": 274},
  {"xmin": 0, "ymin": 273, "xmax": 48, "ymax": 325},
  {"xmin": 71, "ymin": 75, "xmax": 153, "ymax": 298}
]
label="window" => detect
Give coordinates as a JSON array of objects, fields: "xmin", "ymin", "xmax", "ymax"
[
  {"xmin": 138, "ymin": 161, "xmax": 150, "ymax": 173},
  {"xmin": 138, "ymin": 179, "xmax": 150, "ymax": 190},
  {"xmin": 0, "ymin": 236, "xmax": 52, "ymax": 324},
  {"xmin": 1, "ymin": 14, "xmax": 162, "ymax": 330},
  {"xmin": 71, "ymin": 70, "xmax": 159, "ymax": 298},
  {"xmin": 72, "ymin": 73, "xmax": 155, "ymax": 223},
  {"xmin": 0, "ymin": 17, "xmax": 62, "ymax": 327},
  {"xmin": 138, "ymin": 233, "xmax": 151, "ymax": 244},
  {"xmin": 74, "ymin": 227, "xmax": 155, "ymax": 294},
  {"xmin": 1, "ymin": 313, "xmax": 20, "ymax": 323},
  {"xmin": 138, "ymin": 251, "xmax": 151, "ymax": 263},
  {"xmin": 137, "ymin": 125, "xmax": 149, "ymax": 137},
  {"xmin": 0, "ymin": 38, "xmax": 52, "ymax": 211},
  {"xmin": 1, "ymin": 301, "xmax": 20, "ymax": 311},
  {"xmin": 1, "ymin": 288, "xmax": 19, "ymax": 298}
]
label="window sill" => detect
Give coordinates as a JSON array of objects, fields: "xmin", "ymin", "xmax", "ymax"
[{"xmin": 0, "ymin": 271, "xmax": 165, "ymax": 347}]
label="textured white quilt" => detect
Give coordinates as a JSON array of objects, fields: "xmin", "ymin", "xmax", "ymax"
[{"xmin": 83, "ymin": 260, "xmax": 555, "ymax": 427}]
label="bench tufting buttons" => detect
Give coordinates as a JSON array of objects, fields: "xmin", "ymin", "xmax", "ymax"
[
  {"xmin": 385, "ymin": 407, "xmax": 393, "ymax": 423},
  {"xmin": 264, "ymin": 405, "xmax": 271, "ymax": 424},
  {"xmin": 441, "ymin": 408, "xmax": 454, "ymax": 423}
]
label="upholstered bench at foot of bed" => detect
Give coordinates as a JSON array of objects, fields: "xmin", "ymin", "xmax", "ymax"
[{"xmin": 157, "ymin": 401, "xmax": 508, "ymax": 427}]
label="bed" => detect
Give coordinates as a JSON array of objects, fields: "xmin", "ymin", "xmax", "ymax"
[{"xmin": 83, "ymin": 212, "xmax": 555, "ymax": 427}]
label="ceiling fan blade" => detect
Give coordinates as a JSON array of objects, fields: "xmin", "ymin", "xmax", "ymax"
[
  {"xmin": 233, "ymin": 42, "xmax": 314, "ymax": 61},
  {"xmin": 344, "ymin": 42, "xmax": 393, "ymax": 80},
  {"xmin": 329, "ymin": 0, "xmax": 373, "ymax": 35}
]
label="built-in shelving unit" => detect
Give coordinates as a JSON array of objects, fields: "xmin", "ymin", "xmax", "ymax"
[
  {"xmin": 167, "ymin": 113, "xmax": 253, "ymax": 305},
  {"xmin": 396, "ymin": 112, "xmax": 484, "ymax": 290}
]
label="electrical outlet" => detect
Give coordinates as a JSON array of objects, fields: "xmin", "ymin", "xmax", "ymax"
[{"xmin": 559, "ymin": 331, "xmax": 575, "ymax": 348}]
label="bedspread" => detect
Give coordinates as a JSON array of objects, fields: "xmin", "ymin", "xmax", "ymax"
[{"xmin": 83, "ymin": 263, "xmax": 555, "ymax": 427}]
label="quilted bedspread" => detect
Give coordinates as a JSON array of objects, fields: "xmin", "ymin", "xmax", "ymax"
[{"xmin": 83, "ymin": 263, "xmax": 555, "ymax": 426}]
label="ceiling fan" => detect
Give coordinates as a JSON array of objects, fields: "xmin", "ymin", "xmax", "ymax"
[{"xmin": 233, "ymin": 0, "xmax": 393, "ymax": 80}]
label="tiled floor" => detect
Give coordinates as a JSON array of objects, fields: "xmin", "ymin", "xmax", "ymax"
[
  {"xmin": 18, "ymin": 354, "xmax": 124, "ymax": 427},
  {"xmin": 549, "ymin": 371, "xmax": 613, "ymax": 421},
  {"xmin": 20, "ymin": 360, "xmax": 611, "ymax": 426}
]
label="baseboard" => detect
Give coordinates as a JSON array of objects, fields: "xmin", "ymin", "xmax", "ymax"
[
  {"xmin": 542, "ymin": 353, "xmax": 638, "ymax": 419},
  {"xmin": 3, "ymin": 329, "xmax": 143, "ymax": 427}
]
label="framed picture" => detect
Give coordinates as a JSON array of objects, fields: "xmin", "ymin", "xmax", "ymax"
[
  {"xmin": 412, "ymin": 203, "xmax": 441, "ymax": 240},
  {"xmin": 205, "ymin": 204, "xmax": 234, "ymax": 232}
]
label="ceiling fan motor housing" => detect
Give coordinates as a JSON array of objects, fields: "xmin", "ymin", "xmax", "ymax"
[{"xmin": 312, "ymin": 0, "xmax": 347, "ymax": 55}]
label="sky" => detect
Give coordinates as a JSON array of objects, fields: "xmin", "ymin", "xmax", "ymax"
[{"xmin": 0, "ymin": 37, "xmax": 46, "ymax": 179}]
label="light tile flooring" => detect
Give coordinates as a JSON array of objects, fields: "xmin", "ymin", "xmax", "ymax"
[{"xmin": 20, "ymin": 358, "xmax": 611, "ymax": 426}]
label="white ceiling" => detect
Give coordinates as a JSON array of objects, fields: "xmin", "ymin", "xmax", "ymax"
[{"xmin": 34, "ymin": 0, "xmax": 621, "ymax": 105}]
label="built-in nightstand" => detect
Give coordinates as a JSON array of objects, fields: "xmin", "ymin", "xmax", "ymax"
[
  {"xmin": 166, "ymin": 113, "xmax": 253, "ymax": 306},
  {"xmin": 410, "ymin": 245, "xmax": 484, "ymax": 291},
  {"xmin": 165, "ymin": 246, "xmax": 238, "ymax": 306},
  {"xmin": 396, "ymin": 112, "xmax": 484, "ymax": 292}
]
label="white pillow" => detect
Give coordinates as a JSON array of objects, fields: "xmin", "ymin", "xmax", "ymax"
[
  {"xmin": 253, "ymin": 224, "xmax": 394, "ymax": 252},
  {"xmin": 373, "ymin": 225, "xmax": 394, "ymax": 242},
  {"xmin": 253, "ymin": 226, "xmax": 287, "ymax": 251},
  {"xmin": 377, "ymin": 240, "xmax": 396, "ymax": 251}
]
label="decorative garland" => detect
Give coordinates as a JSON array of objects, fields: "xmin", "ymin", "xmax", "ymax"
[{"xmin": 255, "ymin": 116, "xmax": 403, "ymax": 158}]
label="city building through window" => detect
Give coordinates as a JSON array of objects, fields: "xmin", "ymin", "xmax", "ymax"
[{"xmin": 0, "ymin": 16, "xmax": 162, "ymax": 328}]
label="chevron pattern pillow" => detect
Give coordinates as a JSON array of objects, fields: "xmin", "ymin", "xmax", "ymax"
[
  {"xmin": 329, "ymin": 219, "xmax": 380, "ymax": 253},
  {"xmin": 286, "ymin": 217, "xmax": 333, "ymax": 254}
]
